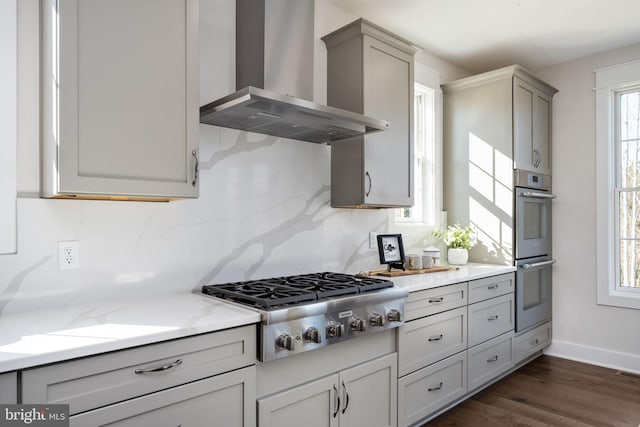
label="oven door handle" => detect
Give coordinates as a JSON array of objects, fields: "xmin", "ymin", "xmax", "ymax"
[
  {"xmin": 520, "ymin": 191, "xmax": 557, "ymax": 199},
  {"xmin": 522, "ymin": 259, "xmax": 557, "ymax": 269}
]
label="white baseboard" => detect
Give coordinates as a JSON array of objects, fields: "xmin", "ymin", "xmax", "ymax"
[{"xmin": 544, "ymin": 339, "xmax": 640, "ymax": 375}]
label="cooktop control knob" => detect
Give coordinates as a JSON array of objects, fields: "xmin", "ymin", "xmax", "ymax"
[
  {"xmin": 276, "ymin": 333, "xmax": 295, "ymax": 351},
  {"xmin": 304, "ymin": 327, "xmax": 321, "ymax": 344},
  {"xmin": 369, "ymin": 313, "xmax": 384, "ymax": 327},
  {"xmin": 387, "ymin": 309, "xmax": 402, "ymax": 322},
  {"xmin": 349, "ymin": 317, "xmax": 366, "ymax": 332},
  {"xmin": 327, "ymin": 321, "xmax": 344, "ymax": 338}
]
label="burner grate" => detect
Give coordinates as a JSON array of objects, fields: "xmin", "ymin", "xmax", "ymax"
[{"xmin": 202, "ymin": 272, "xmax": 393, "ymax": 310}]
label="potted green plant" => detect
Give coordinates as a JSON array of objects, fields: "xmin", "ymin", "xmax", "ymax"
[{"xmin": 433, "ymin": 223, "xmax": 476, "ymax": 265}]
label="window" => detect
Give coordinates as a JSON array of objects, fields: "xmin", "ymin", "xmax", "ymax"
[
  {"xmin": 395, "ymin": 83, "xmax": 438, "ymax": 226},
  {"xmin": 595, "ymin": 59, "xmax": 640, "ymax": 309},
  {"xmin": 616, "ymin": 89, "xmax": 640, "ymax": 291}
]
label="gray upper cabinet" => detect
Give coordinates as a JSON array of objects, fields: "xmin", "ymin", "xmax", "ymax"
[
  {"xmin": 0, "ymin": 0, "xmax": 17, "ymax": 254},
  {"xmin": 442, "ymin": 65, "xmax": 556, "ymax": 176},
  {"xmin": 513, "ymin": 76, "xmax": 553, "ymax": 175},
  {"xmin": 41, "ymin": 0, "xmax": 199, "ymax": 201},
  {"xmin": 323, "ymin": 19, "xmax": 417, "ymax": 208}
]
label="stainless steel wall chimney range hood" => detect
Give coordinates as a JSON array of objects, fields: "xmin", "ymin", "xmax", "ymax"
[{"xmin": 199, "ymin": 0, "xmax": 390, "ymax": 144}]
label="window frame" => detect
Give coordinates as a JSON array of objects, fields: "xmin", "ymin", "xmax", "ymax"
[{"xmin": 595, "ymin": 59, "xmax": 640, "ymax": 309}]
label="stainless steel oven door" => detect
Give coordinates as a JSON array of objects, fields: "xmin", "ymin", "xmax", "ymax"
[
  {"xmin": 515, "ymin": 187, "xmax": 554, "ymax": 259},
  {"xmin": 516, "ymin": 257, "xmax": 555, "ymax": 332}
]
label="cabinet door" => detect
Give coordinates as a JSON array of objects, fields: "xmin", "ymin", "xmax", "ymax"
[
  {"xmin": 513, "ymin": 77, "xmax": 551, "ymax": 175},
  {"xmin": 0, "ymin": 372, "xmax": 18, "ymax": 404},
  {"xmin": 41, "ymin": 0, "xmax": 199, "ymax": 200},
  {"xmin": 340, "ymin": 353, "xmax": 397, "ymax": 427},
  {"xmin": 533, "ymin": 89, "xmax": 552, "ymax": 174},
  {"xmin": 70, "ymin": 366, "xmax": 255, "ymax": 427},
  {"xmin": 258, "ymin": 374, "xmax": 338, "ymax": 427},
  {"xmin": 0, "ymin": 0, "xmax": 17, "ymax": 254},
  {"xmin": 363, "ymin": 35, "xmax": 413, "ymax": 207}
]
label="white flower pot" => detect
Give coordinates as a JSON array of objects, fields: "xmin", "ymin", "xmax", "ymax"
[{"xmin": 447, "ymin": 248, "xmax": 468, "ymax": 265}]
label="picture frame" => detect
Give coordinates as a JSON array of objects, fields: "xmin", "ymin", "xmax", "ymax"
[{"xmin": 376, "ymin": 234, "xmax": 406, "ymax": 271}]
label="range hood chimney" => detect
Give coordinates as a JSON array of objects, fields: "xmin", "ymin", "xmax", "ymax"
[{"xmin": 199, "ymin": 0, "xmax": 389, "ymax": 143}]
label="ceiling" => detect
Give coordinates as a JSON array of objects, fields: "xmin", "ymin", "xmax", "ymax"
[{"xmin": 326, "ymin": 0, "xmax": 640, "ymax": 74}]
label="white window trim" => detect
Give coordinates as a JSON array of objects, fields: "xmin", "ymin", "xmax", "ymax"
[
  {"xmin": 391, "ymin": 64, "xmax": 444, "ymax": 241},
  {"xmin": 595, "ymin": 59, "xmax": 640, "ymax": 309}
]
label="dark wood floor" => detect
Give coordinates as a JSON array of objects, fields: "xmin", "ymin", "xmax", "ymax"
[{"xmin": 425, "ymin": 355, "xmax": 640, "ymax": 427}]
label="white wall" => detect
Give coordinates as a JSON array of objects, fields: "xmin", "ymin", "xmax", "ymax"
[
  {"xmin": 0, "ymin": 0, "xmax": 465, "ymax": 315},
  {"xmin": 535, "ymin": 44, "xmax": 640, "ymax": 373}
]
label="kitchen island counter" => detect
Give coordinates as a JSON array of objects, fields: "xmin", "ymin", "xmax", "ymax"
[{"xmin": 0, "ymin": 292, "xmax": 260, "ymax": 373}]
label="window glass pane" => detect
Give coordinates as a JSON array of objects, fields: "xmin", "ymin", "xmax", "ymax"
[
  {"xmin": 619, "ymin": 238, "xmax": 640, "ymax": 288},
  {"xmin": 619, "ymin": 190, "xmax": 640, "ymax": 239},
  {"xmin": 619, "ymin": 91, "xmax": 640, "ymax": 188}
]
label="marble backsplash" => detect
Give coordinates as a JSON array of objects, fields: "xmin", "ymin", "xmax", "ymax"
[{"xmin": 0, "ymin": 125, "xmax": 403, "ymax": 315}]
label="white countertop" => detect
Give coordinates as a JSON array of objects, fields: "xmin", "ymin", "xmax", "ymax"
[
  {"xmin": 0, "ymin": 292, "xmax": 260, "ymax": 373},
  {"xmin": 380, "ymin": 263, "xmax": 516, "ymax": 293},
  {"xmin": 0, "ymin": 264, "xmax": 513, "ymax": 373}
]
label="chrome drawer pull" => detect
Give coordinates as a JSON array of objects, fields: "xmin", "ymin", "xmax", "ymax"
[
  {"xmin": 428, "ymin": 297, "xmax": 444, "ymax": 303},
  {"xmin": 487, "ymin": 284, "xmax": 499, "ymax": 289},
  {"xmin": 135, "ymin": 358, "xmax": 183, "ymax": 374},
  {"xmin": 428, "ymin": 382, "xmax": 443, "ymax": 392},
  {"xmin": 487, "ymin": 315, "xmax": 499, "ymax": 321},
  {"xmin": 530, "ymin": 338, "xmax": 540, "ymax": 345},
  {"xmin": 428, "ymin": 334, "xmax": 444, "ymax": 342},
  {"xmin": 333, "ymin": 384, "xmax": 340, "ymax": 418},
  {"xmin": 487, "ymin": 355, "xmax": 499, "ymax": 362}
]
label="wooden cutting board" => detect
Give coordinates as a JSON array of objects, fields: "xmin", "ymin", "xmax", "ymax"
[{"xmin": 362, "ymin": 265, "xmax": 459, "ymax": 277}]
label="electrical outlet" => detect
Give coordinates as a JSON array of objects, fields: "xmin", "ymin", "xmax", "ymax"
[
  {"xmin": 369, "ymin": 232, "xmax": 378, "ymax": 249},
  {"xmin": 58, "ymin": 241, "xmax": 79, "ymax": 270}
]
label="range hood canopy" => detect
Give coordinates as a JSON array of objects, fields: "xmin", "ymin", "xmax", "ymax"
[{"xmin": 199, "ymin": 0, "xmax": 389, "ymax": 143}]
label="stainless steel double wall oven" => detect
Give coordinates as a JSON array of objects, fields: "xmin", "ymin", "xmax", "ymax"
[{"xmin": 514, "ymin": 169, "xmax": 556, "ymax": 333}]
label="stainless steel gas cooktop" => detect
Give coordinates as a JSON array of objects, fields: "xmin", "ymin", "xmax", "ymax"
[{"xmin": 202, "ymin": 272, "xmax": 408, "ymax": 362}]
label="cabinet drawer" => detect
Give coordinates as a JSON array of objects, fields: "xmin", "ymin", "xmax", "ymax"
[
  {"xmin": 515, "ymin": 321, "xmax": 551, "ymax": 363},
  {"xmin": 398, "ymin": 307, "xmax": 467, "ymax": 376},
  {"xmin": 406, "ymin": 282, "xmax": 467, "ymax": 321},
  {"xmin": 398, "ymin": 352, "xmax": 467, "ymax": 427},
  {"xmin": 468, "ymin": 273, "xmax": 514, "ymax": 304},
  {"xmin": 22, "ymin": 325, "xmax": 256, "ymax": 415},
  {"xmin": 70, "ymin": 366, "xmax": 256, "ymax": 427},
  {"xmin": 468, "ymin": 332, "xmax": 514, "ymax": 391},
  {"xmin": 468, "ymin": 293, "xmax": 514, "ymax": 347}
]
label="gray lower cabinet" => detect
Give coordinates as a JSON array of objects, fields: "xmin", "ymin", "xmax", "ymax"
[
  {"xmin": 40, "ymin": 0, "xmax": 199, "ymax": 200},
  {"xmin": 515, "ymin": 321, "xmax": 552, "ymax": 363},
  {"xmin": 70, "ymin": 366, "xmax": 255, "ymax": 427},
  {"xmin": 0, "ymin": 372, "xmax": 18, "ymax": 404},
  {"xmin": 22, "ymin": 325, "xmax": 256, "ymax": 426},
  {"xmin": 258, "ymin": 353, "xmax": 397, "ymax": 427},
  {"xmin": 397, "ymin": 352, "xmax": 467, "ymax": 427},
  {"xmin": 322, "ymin": 19, "xmax": 418, "ymax": 208},
  {"xmin": 397, "ymin": 273, "xmax": 517, "ymax": 427}
]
